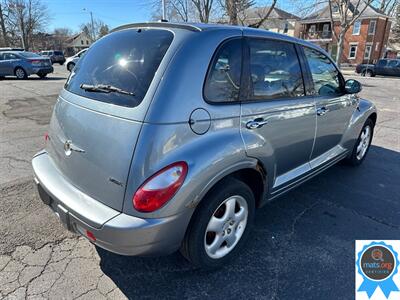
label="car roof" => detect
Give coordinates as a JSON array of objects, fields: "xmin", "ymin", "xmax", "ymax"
[
  {"xmin": 1, "ymin": 51, "xmax": 23, "ymax": 54},
  {"xmin": 112, "ymin": 21, "xmax": 322, "ymax": 53}
]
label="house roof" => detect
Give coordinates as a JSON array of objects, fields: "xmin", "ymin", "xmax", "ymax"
[
  {"xmin": 65, "ymin": 32, "xmax": 90, "ymax": 43},
  {"xmin": 302, "ymin": 0, "xmax": 388, "ymax": 23},
  {"xmin": 244, "ymin": 6, "xmax": 300, "ymax": 20}
]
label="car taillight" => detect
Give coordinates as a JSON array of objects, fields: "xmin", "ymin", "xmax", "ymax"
[
  {"xmin": 133, "ymin": 161, "xmax": 188, "ymax": 212},
  {"xmin": 29, "ymin": 59, "xmax": 41, "ymax": 66}
]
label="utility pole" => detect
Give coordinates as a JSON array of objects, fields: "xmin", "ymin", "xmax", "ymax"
[
  {"xmin": 90, "ymin": 11, "xmax": 95, "ymax": 41},
  {"xmin": 83, "ymin": 8, "xmax": 95, "ymax": 41},
  {"xmin": 162, "ymin": 0, "xmax": 166, "ymax": 20}
]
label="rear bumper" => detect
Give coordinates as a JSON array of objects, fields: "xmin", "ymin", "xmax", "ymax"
[
  {"xmin": 51, "ymin": 58, "xmax": 65, "ymax": 64},
  {"xmin": 32, "ymin": 151, "xmax": 190, "ymax": 256},
  {"xmin": 27, "ymin": 66, "xmax": 54, "ymax": 75}
]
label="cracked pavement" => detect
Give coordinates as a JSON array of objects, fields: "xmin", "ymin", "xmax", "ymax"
[{"xmin": 0, "ymin": 66, "xmax": 399, "ymax": 299}]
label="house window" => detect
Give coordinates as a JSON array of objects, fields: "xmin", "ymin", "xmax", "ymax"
[
  {"xmin": 364, "ymin": 44, "xmax": 372, "ymax": 59},
  {"xmin": 332, "ymin": 3, "xmax": 339, "ymax": 12},
  {"xmin": 309, "ymin": 25, "xmax": 316, "ymax": 35},
  {"xmin": 81, "ymin": 40, "xmax": 84, "ymax": 45},
  {"xmin": 349, "ymin": 44, "xmax": 358, "ymax": 59},
  {"xmin": 322, "ymin": 23, "xmax": 330, "ymax": 38},
  {"xmin": 352, "ymin": 20, "xmax": 361, "ymax": 35},
  {"xmin": 368, "ymin": 20, "xmax": 376, "ymax": 35},
  {"xmin": 283, "ymin": 22, "xmax": 289, "ymax": 34},
  {"xmin": 86, "ymin": 40, "xmax": 89, "ymax": 45}
]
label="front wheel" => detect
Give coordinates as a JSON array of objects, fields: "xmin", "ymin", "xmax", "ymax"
[
  {"xmin": 38, "ymin": 73, "xmax": 47, "ymax": 79},
  {"xmin": 362, "ymin": 69, "xmax": 374, "ymax": 77},
  {"xmin": 67, "ymin": 63, "xmax": 75, "ymax": 72},
  {"xmin": 345, "ymin": 119, "xmax": 374, "ymax": 166},
  {"xmin": 180, "ymin": 178, "xmax": 255, "ymax": 269}
]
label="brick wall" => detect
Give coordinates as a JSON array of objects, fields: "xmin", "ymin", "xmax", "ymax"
[{"xmin": 336, "ymin": 18, "xmax": 391, "ymax": 65}]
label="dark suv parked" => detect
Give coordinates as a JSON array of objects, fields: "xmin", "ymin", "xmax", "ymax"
[
  {"xmin": 40, "ymin": 50, "xmax": 66, "ymax": 65},
  {"xmin": 356, "ymin": 58, "xmax": 400, "ymax": 77}
]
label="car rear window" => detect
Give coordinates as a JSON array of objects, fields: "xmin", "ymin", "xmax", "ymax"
[
  {"xmin": 64, "ymin": 29, "xmax": 173, "ymax": 108},
  {"xmin": 54, "ymin": 51, "xmax": 63, "ymax": 55},
  {"xmin": 20, "ymin": 52, "xmax": 42, "ymax": 58}
]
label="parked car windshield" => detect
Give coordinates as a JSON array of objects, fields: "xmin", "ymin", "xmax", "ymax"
[
  {"xmin": 65, "ymin": 28, "xmax": 173, "ymax": 108},
  {"xmin": 19, "ymin": 52, "xmax": 42, "ymax": 58},
  {"xmin": 54, "ymin": 51, "xmax": 63, "ymax": 55}
]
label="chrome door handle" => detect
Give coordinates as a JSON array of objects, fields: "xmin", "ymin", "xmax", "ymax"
[
  {"xmin": 316, "ymin": 107, "xmax": 329, "ymax": 116},
  {"xmin": 246, "ymin": 119, "xmax": 268, "ymax": 129}
]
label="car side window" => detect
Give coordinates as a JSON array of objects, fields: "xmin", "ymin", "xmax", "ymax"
[
  {"xmin": 247, "ymin": 38, "xmax": 305, "ymax": 100},
  {"xmin": 303, "ymin": 47, "xmax": 344, "ymax": 97},
  {"xmin": 377, "ymin": 59, "xmax": 387, "ymax": 67},
  {"xmin": 3, "ymin": 53, "xmax": 18, "ymax": 60},
  {"xmin": 204, "ymin": 39, "xmax": 242, "ymax": 103},
  {"xmin": 388, "ymin": 60, "xmax": 399, "ymax": 68}
]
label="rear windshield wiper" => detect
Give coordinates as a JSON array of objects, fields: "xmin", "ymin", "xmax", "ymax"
[{"xmin": 80, "ymin": 83, "xmax": 135, "ymax": 96}]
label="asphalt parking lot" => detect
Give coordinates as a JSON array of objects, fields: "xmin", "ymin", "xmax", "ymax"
[{"xmin": 0, "ymin": 65, "xmax": 399, "ymax": 299}]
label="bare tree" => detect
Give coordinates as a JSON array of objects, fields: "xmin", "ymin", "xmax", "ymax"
[
  {"xmin": 98, "ymin": 24, "xmax": 109, "ymax": 38},
  {"xmin": 0, "ymin": 2, "xmax": 9, "ymax": 46},
  {"xmin": 390, "ymin": 3, "xmax": 400, "ymax": 42},
  {"xmin": 246, "ymin": 0, "xmax": 278, "ymax": 28},
  {"xmin": 80, "ymin": 18, "xmax": 109, "ymax": 41},
  {"xmin": 378, "ymin": 0, "xmax": 399, "ymax": 16},
  {"xmin": 192, "ymin": 0, "xmax": 213, "ymax": 23},
  {"xmin": 52, "ymin": 27, "xmax": 72, "ymax": 50},
  {"xmin": 221, "ymin": 0, "xmax": 254, "ymax": 25},
  {"xmin": 6, "ymin": 0, "xmax": 49, "ymax": 50},
  {"xmin": 170, "ymin": 0, "xmax": 190, "ymax": 21},
  {"xmin": 328, "ymin": 0, "xmax": 373, "ymax": 67}
]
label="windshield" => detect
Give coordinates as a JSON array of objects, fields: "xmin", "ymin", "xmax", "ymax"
[
  {"xmin": 19, "ymin": 52, "xmax": 42, "ymax": 58},
  {"xmin": 64, "ymin": 28, "xmax": 173, "ymax": 108},
  {"xmin": 54, "ymin": 51, "xmax": 63, "ymax": 55}
]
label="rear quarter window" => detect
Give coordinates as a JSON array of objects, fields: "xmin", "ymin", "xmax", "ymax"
[{"xmin": 65, "ymin": 29, "xmax": 173, "ymax": 108}]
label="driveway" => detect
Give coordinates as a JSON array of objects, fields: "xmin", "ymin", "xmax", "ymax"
[{"xmin": 0, "ymin": 66, "xmax": 399, "ymax": 299}]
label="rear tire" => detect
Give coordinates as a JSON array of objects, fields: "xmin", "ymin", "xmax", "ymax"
[
  {"xmin": 362, "ymin": 69, "xmax": 374, "ymax": 77},
  {"xmin": 180, "ymin": 177, "xmax": 255, "ymax": 269},
  {"xmin": 15, "ymin": 67, "xmax": 27, "ymax": 79},
  {"xmin": 344, "ymin": 118, "xmax": 374, "ymax": 166},
  {"xmin": 38, "ymin": 73, "xmax": 47, "ymax": 79}
]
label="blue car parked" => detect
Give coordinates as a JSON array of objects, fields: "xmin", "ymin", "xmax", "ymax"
[{"xmin": 0, "ymin": 51, "xmax": 53, "ymax": 79}]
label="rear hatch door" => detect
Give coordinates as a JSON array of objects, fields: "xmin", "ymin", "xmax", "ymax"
[{"xmin": 46, "ymin": 28, "xmax": 174, "ymax": 211}]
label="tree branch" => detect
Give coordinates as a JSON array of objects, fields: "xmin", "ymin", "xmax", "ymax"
[{"xmin": 248, "ymin": 0, "xmax": 277, "ymax": 28}]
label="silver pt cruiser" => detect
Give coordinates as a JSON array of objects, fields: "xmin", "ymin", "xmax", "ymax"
[{"xmin": 32, "ymin": 22, "xmax": 377, "ymax": 269}]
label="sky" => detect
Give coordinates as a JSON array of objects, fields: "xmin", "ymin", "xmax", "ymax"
[
  {"xmin": 42, "ymin": 0, "xmax": 155, "ymax": 32},
  {"xmin": 42, "ymin": 0, "xmax": 298, "ymax": 33}
]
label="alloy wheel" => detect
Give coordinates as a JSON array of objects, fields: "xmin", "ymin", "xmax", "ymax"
[
  {"xmin": 356, "ymin": 125, "xmax": 371, "ymax": 160},
  {"xmin": 15, "ymin": 68, "xmax": 26, "ymax": 79},
  {"xmin": 204, "ymin": 195, "xmax": 248, "ymax": 259}
]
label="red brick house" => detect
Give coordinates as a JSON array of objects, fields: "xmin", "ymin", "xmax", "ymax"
[{"xmin": 299, "ymin": 1, "xmax": 392, "ymax": 66}]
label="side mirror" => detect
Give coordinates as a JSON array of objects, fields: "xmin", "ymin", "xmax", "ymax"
[{"xmin": 345, "ymin": 79, "xmax": 362, "ymax": 94}]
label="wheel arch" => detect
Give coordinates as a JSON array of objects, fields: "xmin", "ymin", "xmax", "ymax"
[
  {"xmin": 192, "ymin": 161, "xmax": 268, "ymax": 211},
  {"xmin": 14, "ymin": 66, "xmax": 26, "ymax": 74},
  {"xmin": 368, "ymin": 112, "xmax": 377, "ymax": 126}
]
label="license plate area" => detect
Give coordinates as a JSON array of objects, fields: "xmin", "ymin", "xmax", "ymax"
[{"xmin": 36, "ymin": 182, "xmax": 71, "ymax": 230}]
